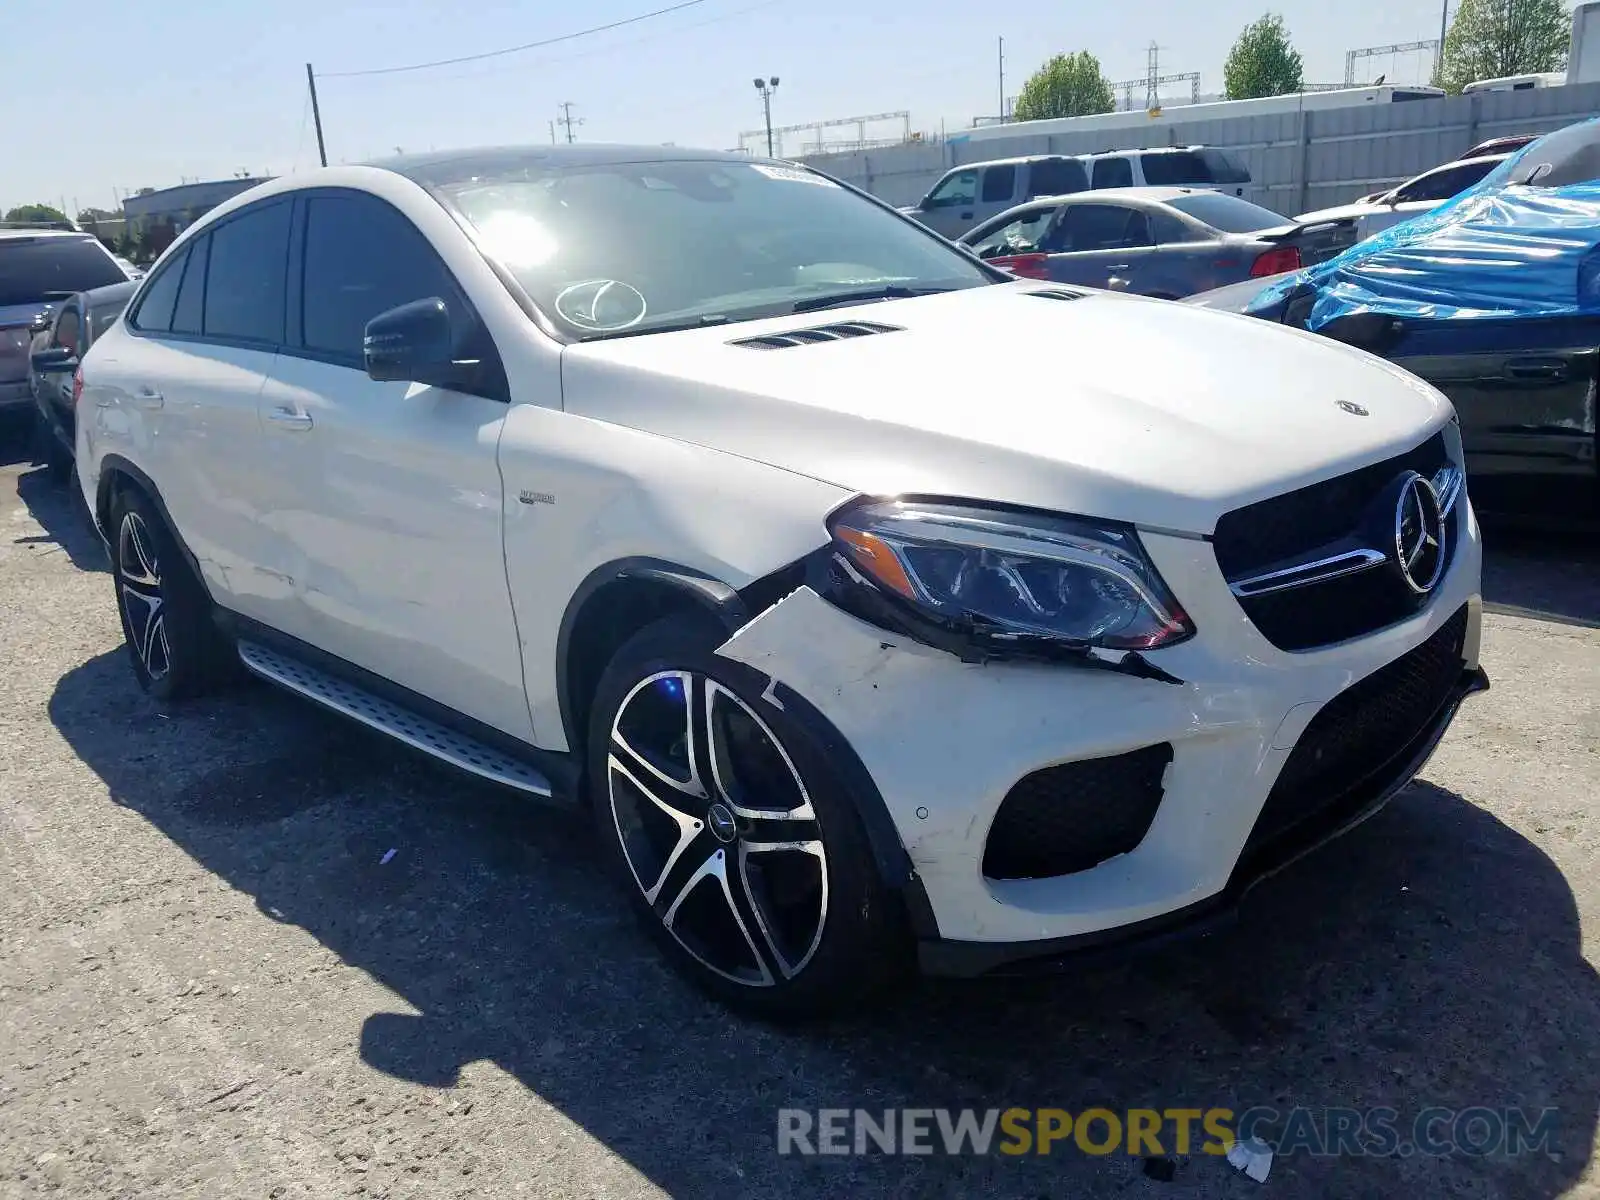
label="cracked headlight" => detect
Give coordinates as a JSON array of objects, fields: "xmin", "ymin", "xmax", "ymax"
[{"xmin": 827, "ymin": 499, "xmax": 1194, "ymax": 652}]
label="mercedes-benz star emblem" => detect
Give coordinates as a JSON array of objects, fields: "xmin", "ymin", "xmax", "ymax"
[
  {"xmin": 1336, "ymin": 400, "xmax": 1370, "ymax": 416},
  {"xmin": 1393, "ymin": 472, "xmax": 1446, "ymax": 594},
  {"xmin": 707, "ymin": 802, "xmax": 738, "ymax": 844}
]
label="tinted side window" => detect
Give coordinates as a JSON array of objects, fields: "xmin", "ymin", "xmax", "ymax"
[
  {"xmin": 129, "ymin": 248, "xmax": 187, "ymax": 333},
  {"xmin": 1055, "ymin": 204, "xmax": 1142, "ymax": 251},
  {"xmin": 1151, "ymin": 212, "xmax": 1196, "ymax": 244},
  {"xmin": 89, "ymin": 300, "xmax": 130, "ymax": 343},
  {"xmin": 1027, "ymin": 158, "xmax": 1087, "ymax": 197},
  {"xmin": 1140, "ymin": 152, "xmax": 1203, "ymax": 185},
  {"xmin": 300, "ymin": 193, "xmax": 461, "ymax": 362},
  {"xmin": 1397, "ymin": 160, "xmax": 1492, "ymax": 203},
  {"xmin": 171, "ymin": 234, "xmax": 209, "ymax": 335},
  {"xmin": 1092, "ymin": 157, "xmax": 1133, "ymax": 188},
  {"xmin": 980, "ymin": 165, "xmax": 1016, "ymax": 203},
  {"xmin": 203, "ymin": 202, "xmax": 291, "ymax": 344}
]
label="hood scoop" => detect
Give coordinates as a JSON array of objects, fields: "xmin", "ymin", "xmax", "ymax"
[
  {"xmin": 730, "ymin": 320, "xmax": 902, "ymax": 351},
  {"xmin": 1025, "ymin": 288, "xmax": 1087, "ymax": 302}
]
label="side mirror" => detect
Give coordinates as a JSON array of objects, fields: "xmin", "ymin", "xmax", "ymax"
[
  {"xmin": 31, "ymin": 346, "xmax": 77, "ymax": 374},
  {"xmin": 363, "ymin": 297, "xmax": 470, "ymax": 387}
]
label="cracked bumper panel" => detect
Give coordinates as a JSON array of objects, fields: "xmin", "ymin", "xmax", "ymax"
[{"xmin": 714, "ymin": 501, "xmax": 1484, "ymax": 948}]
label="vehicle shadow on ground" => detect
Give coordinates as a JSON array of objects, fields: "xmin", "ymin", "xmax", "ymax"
[
  {"xmin": 0, "ymin": 411, "xmax": 41, "ymax": 469},
  {"xmin": 10, "ymin": 464, "xmax": 107, "ymax": 573},
  {"xmin": 1479, "ymin": 521, "xmax": 1600, "ymax": 629},
  {"xmin": 50, "ymin": 650, "xmax": 1599, "ymax": 1197}
]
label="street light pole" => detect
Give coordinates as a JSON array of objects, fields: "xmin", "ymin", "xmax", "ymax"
[{"xmin": 753, "ymin": 76, "xmax": 780, "ymax": 156}]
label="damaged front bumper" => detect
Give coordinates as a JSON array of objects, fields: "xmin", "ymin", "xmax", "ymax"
[{"xmin": 713, "ymin": 518, "xmax": 1486, "ymax": 973}]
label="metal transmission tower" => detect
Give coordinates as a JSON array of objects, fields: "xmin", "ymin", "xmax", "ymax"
[
  {"xmin": 1109, "ymin": 44, "xmax": 1200, "ymax": 113},
  {"xmin": 1344, "ymin": 40, "xmax": 1441, "ymax": 85},
  {"xmin": 738, "ymin": 110, "xmax": 910, "ymax": 157},
  {"xmin": 556, "ymin": 101, "xmax": 584, "ymax": 143}
]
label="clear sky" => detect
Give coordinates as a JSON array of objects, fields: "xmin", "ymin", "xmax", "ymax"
[{"xmin": 7, "ymin": 0, "xmax": 1452, "ymax": 215}]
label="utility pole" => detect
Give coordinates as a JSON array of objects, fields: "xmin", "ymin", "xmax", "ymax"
[
  {"xmin": 753, "ymin": 76, "xmax": 780, "ymax": 156},
  {"xmin": 557, "ymin": 102, "xmax": 584, "ymax": 143},
  {"xmin": 549, "ymin": 120, "xmax": 557, "ymax": 145},
  {"xmin": 998, "ymin": 36, "xmax": 1005, "ymax": 121},
  {"xmin": 305, "ymin": 63, "xmax": 328, "ymax": 167},
  {"xmin": 1438, "ymin": 0, "xmax": 1449, "ymax": 75}
]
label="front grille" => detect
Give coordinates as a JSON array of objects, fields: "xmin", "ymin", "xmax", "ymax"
[
  {"xmin": 1213, "ymin": 432, "xmax": 1454, "ymax": 651},
  {"xmin": 1245, "ymin": 605, "xmax": 1468, "ymax": 855},
  {"xmin": 983, "ymin": 744, "xmax": 1172, "ymax": 880}
]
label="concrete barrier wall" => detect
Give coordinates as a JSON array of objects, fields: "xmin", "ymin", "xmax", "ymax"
[{"xmin": 798, "ymin": 84, "xmax": 1600, "ymax": 217}]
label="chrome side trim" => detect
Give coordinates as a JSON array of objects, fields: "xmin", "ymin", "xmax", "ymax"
[
  {"xmin": 1432, "ymin": 464, "xmax": 1464, "ymax": 519},
  {"xmin": 1230, "ymin": 548, "xmax": 1387, "ymax": 598},
  {"xmin": 1229, "ymin": 464, "xmax": 1466, "ymax": 599}
]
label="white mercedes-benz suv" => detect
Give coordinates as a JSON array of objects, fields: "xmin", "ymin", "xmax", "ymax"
[{"xmin": 76, "ymin": 146, "xmax": 1487, "ymax": 1016}]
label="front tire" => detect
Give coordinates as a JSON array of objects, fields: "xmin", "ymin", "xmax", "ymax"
[
  {"xmin": 108, "ymin": 487, "xmax": 235, "ymax": 701},
  {"xmin": 587, "ymin": 613, "xmax": 908, "ymax": 1018}
]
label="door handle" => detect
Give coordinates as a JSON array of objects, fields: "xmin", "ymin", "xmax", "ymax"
[
  {"xmin": 267, "ymin": 406, "xmax": 313, "ymax": 431},
  {"xmin": 1505, "ymin": 357, "xmax": 1568, "ymax": 380},
  {"xmin": 132, "ymin": 387, "xmax": 163, "ymax": 410},
  {"xmin": 959, "ymin": 210, "xmax": 973, "ymax": 220},
  {"xmin": 1105, "ymin": 264, "xmax": 1131, "ymax": 271}
]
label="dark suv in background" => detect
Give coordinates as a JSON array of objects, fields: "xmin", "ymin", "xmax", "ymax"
[
  {"xmin": 1, "ymin": 228, "xmax": 131, "ymax": 430},
  {"xmin": 27, "ymin": 280, "xmax": 137, "ymax": 477}
]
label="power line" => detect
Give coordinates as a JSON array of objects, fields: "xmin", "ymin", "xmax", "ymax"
[
  {"xmin": 323, "ymin": 0, "xmax": 710, "ymax": 78},
  {"xmin": 319, "ymin": 0, "xmax": 784, "ymax": 90}
]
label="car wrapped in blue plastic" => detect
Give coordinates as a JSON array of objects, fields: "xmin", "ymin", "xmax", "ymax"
[{"xmin": 1186, "ymin": 118, "xmax": 1600, "ymax": 517}]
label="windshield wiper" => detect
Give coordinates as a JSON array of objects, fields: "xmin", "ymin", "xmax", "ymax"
[
  {"xmin": 789, "ymin": 285, "xmax": 956, "ymax": 314},
  {"xmin": 576, "ymin": 313, "xmax": 730, "ymax": 341}
]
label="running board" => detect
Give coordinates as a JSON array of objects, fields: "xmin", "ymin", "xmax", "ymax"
[{"xmin": 236, "ymin": 639, "xmax": 554, "ymax": 797}]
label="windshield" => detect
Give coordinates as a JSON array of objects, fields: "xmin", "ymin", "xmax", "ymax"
[
  {"xmin": 432, "ymin": 158, "xmax": 995, "ymax": 338},
  {"xmin": 1166, "ymin": 192, "xmax": 1290, "ymax": 233},
  {"xmin": 0, "ymin": 236, "xmax": 127, "ymax": 307}
]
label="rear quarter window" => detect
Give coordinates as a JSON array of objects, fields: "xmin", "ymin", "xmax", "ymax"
[{"xmin": 0, "ymin": 236, "xmax": 127, "ymax": 307}]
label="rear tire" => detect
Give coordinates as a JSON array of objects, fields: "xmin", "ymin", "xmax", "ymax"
[
  {"xmin": 587, "ymin": 612, "xmax": 909, "ymax": 1018},
  {"xmin": 108, "ymin": 486, "xmax": 236, "ymax": 701}
]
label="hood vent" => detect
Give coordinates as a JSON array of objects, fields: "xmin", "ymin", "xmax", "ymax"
[
  {"xmin": 730, "ymin": 320, "xmax": 902, "ymax": 350},
  {"xmin": 1025, "ymin": 288, "xmax": 1087, "ymax": 302}
]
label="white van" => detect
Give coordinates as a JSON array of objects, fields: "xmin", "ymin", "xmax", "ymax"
[{"xmin": 1081, "ymin": 146, "xmax": 1252, "ymax": 197}]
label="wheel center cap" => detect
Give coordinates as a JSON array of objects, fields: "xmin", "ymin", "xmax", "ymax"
[{"xmin": 707, "ymin": 802, "xmax": 738, "ymax": 844}]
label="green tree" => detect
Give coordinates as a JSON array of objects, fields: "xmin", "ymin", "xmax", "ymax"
[
  {"xmin": 3, "ymin": 203, "xmax": 69, "ymax": 224},
  {"xmin": 1224, "ymin": 14, "xmax": 1305, "ymax": 99},
  {"xmin": 1013, "ymin": 51, "xmax": 1115, "ymax": 121},
  {"xmin": 1434, "ymin": 0, "xmax": 1569, "ymax": 93}
]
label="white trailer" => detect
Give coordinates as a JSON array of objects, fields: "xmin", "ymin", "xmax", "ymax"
[{"xmin": 949, "ymin": 86, "xmax": 1446, "ymax": 149}]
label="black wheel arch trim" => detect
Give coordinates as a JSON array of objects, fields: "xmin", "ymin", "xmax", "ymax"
[
  {"xmin": 554, "ymin": 556, "xmax": 751, "ymax": 755},
  {"xmin": 94, "ymin": 454, "xmax": 211, "ymax": 597}
]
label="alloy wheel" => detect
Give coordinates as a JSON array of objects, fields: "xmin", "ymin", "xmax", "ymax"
[
  {"xmin": 117, "ymin": 511, "xmax": 170, "ymax": 682},
  {"xmin": 607, "ymin": 670, "xmax": 829, "ymax": 987}
]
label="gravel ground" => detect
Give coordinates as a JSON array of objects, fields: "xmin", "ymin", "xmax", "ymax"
[{"xmin": 1, "ymin": 426, "xmax": 1597, "ymax": 1200}]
